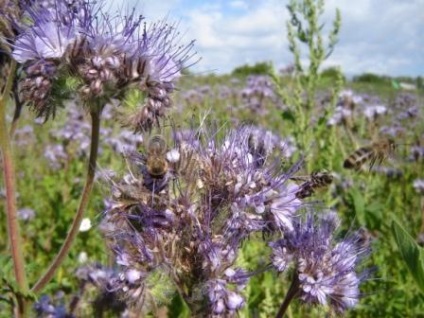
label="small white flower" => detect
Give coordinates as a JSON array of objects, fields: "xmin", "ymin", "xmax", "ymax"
[
  {"xmin": 78, "ymin": 251, "xmax": 88, "ymax": 263},
  {"xmin": 413, "ymin": 179, "xmax": 424, "ymax": 194},
  {"xmin": 79, "ymin": 218, "xmax": 92, "ymax": 232}
]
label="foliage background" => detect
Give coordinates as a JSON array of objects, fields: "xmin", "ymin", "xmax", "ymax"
[{"xmin": 1, "ymin": 68, "xmax": 424, "ymax": 316}]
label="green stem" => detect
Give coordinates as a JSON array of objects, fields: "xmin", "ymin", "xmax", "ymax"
[
  {"xmin": 31, "ymin": 108, "xmax": 102, "ymax": 293},
  {"xmin": 275, "ymin": 274, "xmax": 300, "ymax": 318},
  {"xmin": 0, "ymin": 60, "xmax": 29, "ymax": 317}
]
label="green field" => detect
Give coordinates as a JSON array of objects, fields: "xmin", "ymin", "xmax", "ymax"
[{"xmin": 1, "ymin": 71, "xmax": 424, "ymax": 317}]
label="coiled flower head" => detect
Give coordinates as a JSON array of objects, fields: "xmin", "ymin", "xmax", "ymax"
[
  {"xmin": 270, "ymin": 212, "xmax": 371, "ymax": 314},
  {"xmin": 100, "ymin": 124, "xmax": 304, "ymax": 315},
  {"xmin": 7, "ymin": 0, "xmax": 196, "ymax": 125}
]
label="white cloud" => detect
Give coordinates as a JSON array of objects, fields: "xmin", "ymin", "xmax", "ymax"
[
  {"xmin": 183, "ymin": 0, "xmax": 288, "ymax": 73},
  {"xmin": 323, "ymin": 0, "xmax": 424, "ymax": 75},
  {"xmin": 185, "ymin": 9, "xmax": 224, "ymax": 49},
  {"xmin": 104, "ymin": 0, "xmax": 423, "ymax": 76}
]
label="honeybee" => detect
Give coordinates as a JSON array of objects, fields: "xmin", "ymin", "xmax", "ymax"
[
  {"xmin": 290, "ymin": 170, "xmax": 333, "ymax": 199},
  {"xmin": 145, "ymin": 135, "xmax": 169, "ymax": 179},
  {"xmin": 343, "ymin": 138, "xmax": 396, "ymax": 171}
]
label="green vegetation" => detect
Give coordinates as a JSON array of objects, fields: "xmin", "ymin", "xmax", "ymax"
[
  {"xmin": 2, "ymin": 70, "xmax": 423, "ymax": 316},
  {"xmin": 231, "ymin": 61, "xmax": 274, "ymax": 77},
  {"xmin": 176, "ymin": 72, "xmax": 424, "ymax": 318}
]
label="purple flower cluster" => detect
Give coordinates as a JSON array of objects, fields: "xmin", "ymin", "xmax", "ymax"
[
  {"xmin": 410, "ymin": 145, "xmax": 424, "ymax": 162},
  {"xmin": 270, "ymin": 212, "xmax": 371, "ymax": 314},
  {"xmin": 13, "ymin": 125, "xmax": 35, "ymax": 146},
  {"xmin": 240, "ymin": 75, "xmax": 281, "ymax": 115},
  {"xmin": 176, "ymin": 75, "xmax": 284, "ymax": 119},
  {"xmin": 179, "ymin": 84, "xmax": 240, "ymax": 113},
  {"xmin": 34, "ymin": 293, "xmax": 74, "ymax": 318},
  {"xmin": 8, "ymin": 0, "xmax": 196, "ymax": 129},
  {"xmin": 75, "ymin": 264, "xmax": 128, "ymax": 316},
  {"xmin": 100, "ymin": 124, "xmax": 303, "ymax": 314},
  {"xmin": 35, "ymin": 263, "xmax": 131, "ymax": 316},
  {"xmin": 328, "ymin": 90, "xmax": 390, "ymax": 126},
  {"xmin": 327, "ymin": 90, "xmax": 356, "ymax": 126}
]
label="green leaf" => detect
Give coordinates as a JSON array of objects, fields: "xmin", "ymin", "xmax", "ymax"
[
  {"xmin": 391, "ymin": 220, "xmax": 424, "ymax": 294},
  {"xmin": 168, "ymin": 294, "xmax": 190, "ymax": 318},
  {"xmin": 281, "ymin": 109, "xmax": 296, "ymax": 124}
]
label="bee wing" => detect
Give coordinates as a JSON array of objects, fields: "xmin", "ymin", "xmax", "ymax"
[
  {"xmin": 289, "ymin": 175, "xmax": 309, "ymax": 182},
  {"xmin": 122, "ymin": 149, "xmax": 144, "ymax": 164},
  {"xmin": 368, "ymin": 155, "xmax": 378, "ymax": 171},
  {"xmin": 121, "ymin": 149, "xmax": 146, "ymax": 178},
  {"xmin": 369, "ymin": 149, "xmax": 392, "ymax": 171}
]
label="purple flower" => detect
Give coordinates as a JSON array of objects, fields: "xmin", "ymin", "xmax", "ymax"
[
  {"xmin": 338, "ymin": 89, "xmax": 363, "ymax": 107},
  {"xmin": 33, "ymin": 294, "xmax": 74, "ymax": 318},
  {"xmin": 100, "ymin": 124, "xmax": 305, "ymax": 314},
  {"xmin": 362, "ymin": 104, "xmax": 387, "ymax": 120},
  {"xmin": 17, "ymin": 207, "xmax": 35, "ymax": 221},
  {"xmin": 75, "ymin": 264, "xmax": 128, "ymax": 315},
  {"xmin": 9, "ymin": 0, "xmax": 197, "ymax": 125},
  {"xmin": 13, "ymin": 22, "xmax": 76, "ymax": 63},
  {"xmin": 44, "ymin": 144, "xmax": 67, "ymax": 170},
  {"xmin": 410, "ymin": 146, "xmax": 424, "ymax": 162},
  {"xmin": 207, "ymin": 279, "xmax": 245, "ymax": 315},
  {"xmin": 327, "ymin": 106, "xmax": 352, "ymax": 126},
  {"xmin": 270, "ymin": 212, "xmax": 371, "ymax": 314},
  {"xmin": 379, "ymin": 124, "xmax": 405, "ymax": 137},
  {"xmin": 240, "ymin": 75, "xmax": 280, "ymax": 115},
  {"xmin": 14, "ymin": 125, "xmax": 35, "ymax": 146}
]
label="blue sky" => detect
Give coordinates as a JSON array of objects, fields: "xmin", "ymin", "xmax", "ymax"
[{"xmin": 108, "ymin": 0, "xmax": 424, "ymax": 77}]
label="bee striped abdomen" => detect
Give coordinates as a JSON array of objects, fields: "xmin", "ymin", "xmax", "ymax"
[
  {"xmin": 343, "ymin": 146, "xmax": 373, "ymax": 170},
  {"xmin": 292, "ymin": 171, "xmax": 333, "ymax": 199},
  {"xmin": 343, "ymin": 138, "xmax": 396, "ymax": 171}
]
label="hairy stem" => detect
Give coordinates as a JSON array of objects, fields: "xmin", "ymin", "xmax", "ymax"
[
  {"xmin": 275, "ymin": 274, "xmax": 300, "ymax": 318},
  {"xmin": 0, "ymin": 60, "xmax": 29, "ymax": 317},
  {"xmin": 31, "ymin": 108, "xmax": 102, "ymax": 293}
]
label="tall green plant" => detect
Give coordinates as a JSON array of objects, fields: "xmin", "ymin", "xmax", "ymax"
[{"xmin": 272, "ymin": 0, "xmax": 342, "ymax": 153}]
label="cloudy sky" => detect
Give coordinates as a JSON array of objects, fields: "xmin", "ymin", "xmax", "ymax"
[{"xmin": 108, "ymin": 0, "xmax": 423, "ymax": 77}]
